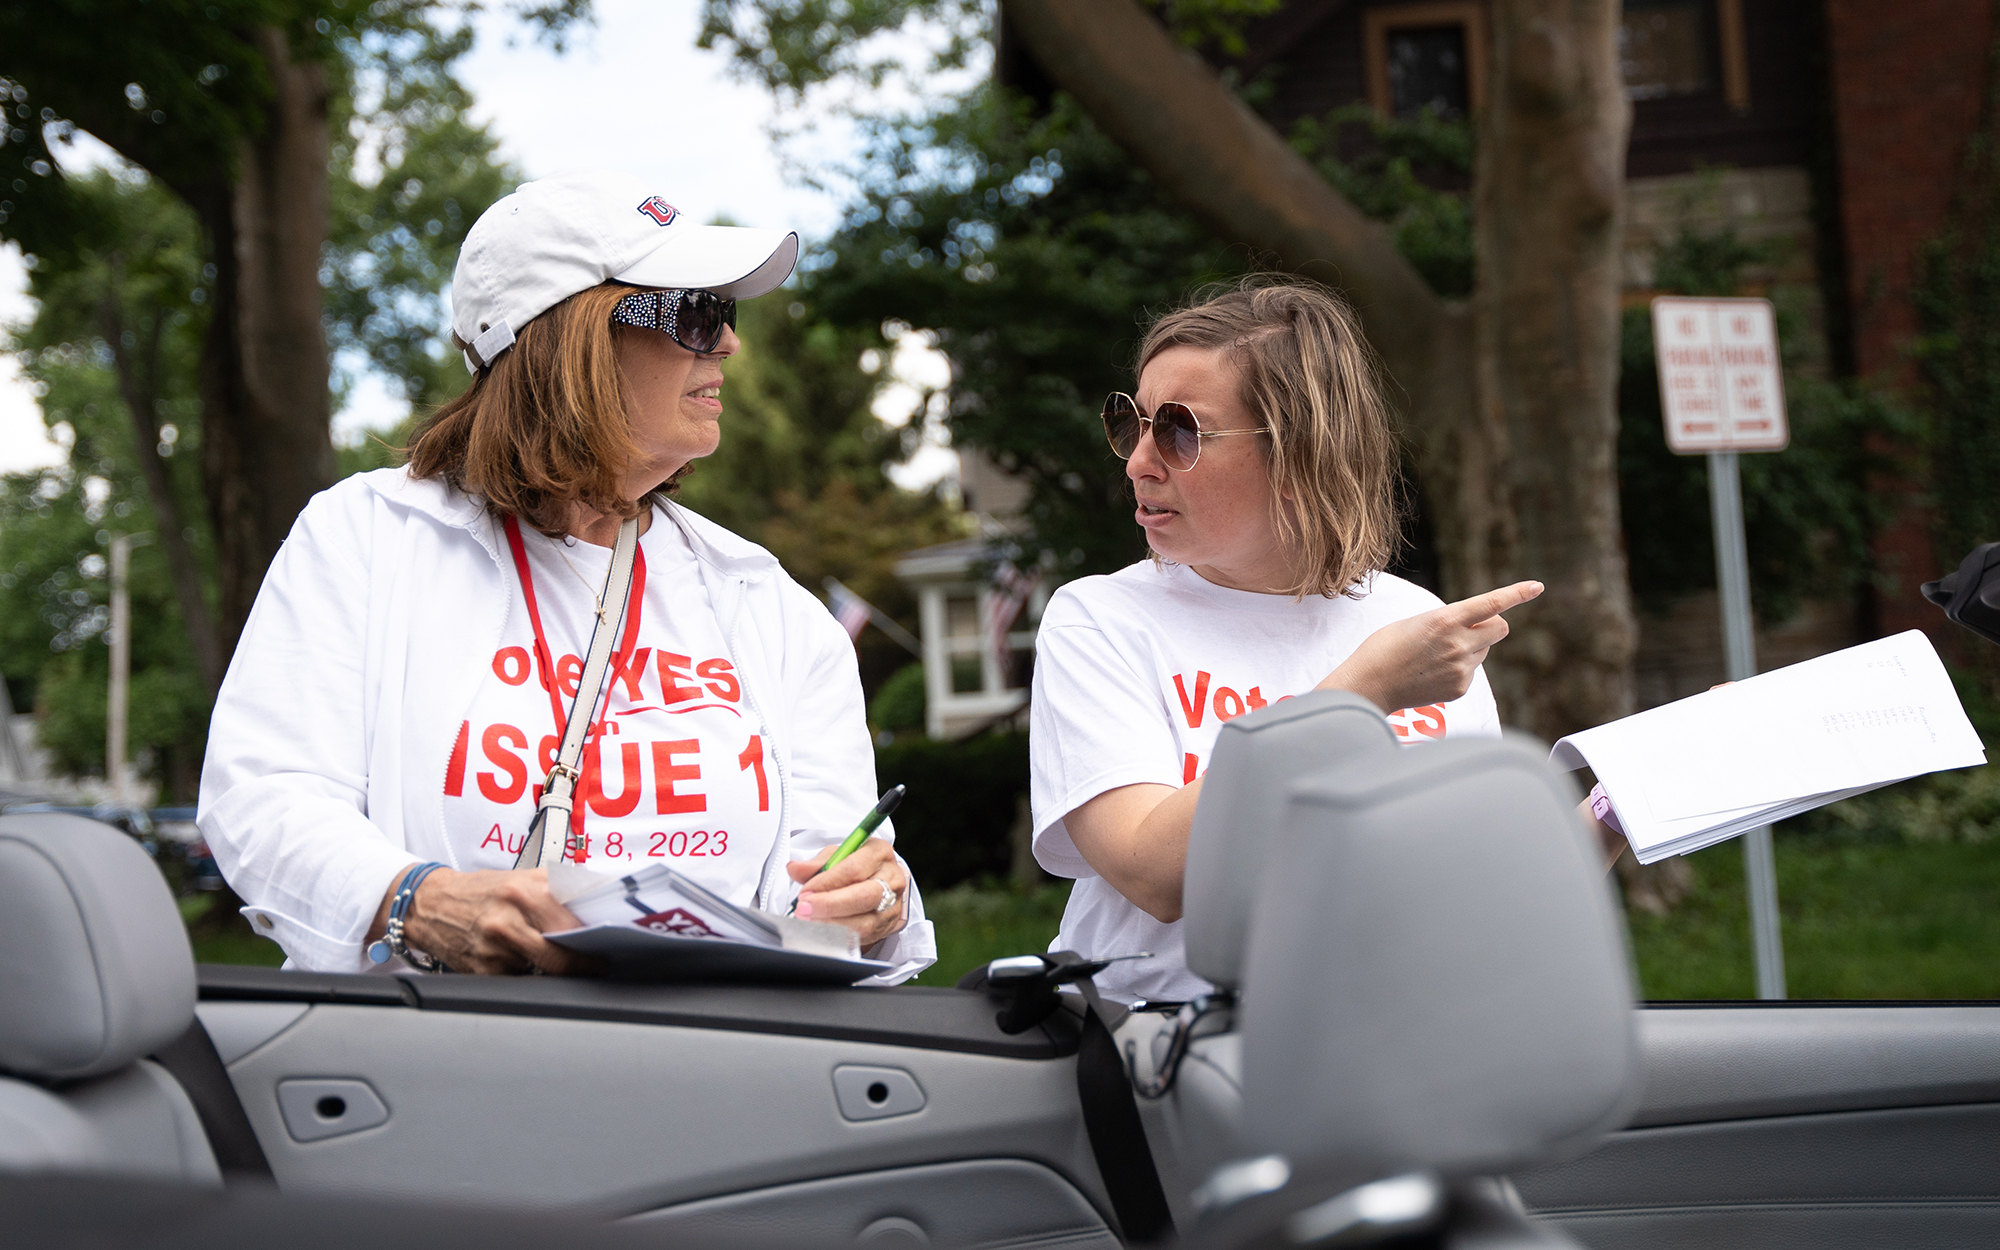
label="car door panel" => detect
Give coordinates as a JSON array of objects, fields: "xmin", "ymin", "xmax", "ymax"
[
  {"xmin": 197, "ymin": 1002, "xmax": 311, "ymax": 1065},
  {"xmin": 628, "ymin": 1158, "xmax": 1120, "ymax": 1250},
  {"xmin": 202, "ymin": 967, "xmax": 1114, "ymax": 1241},
  {"xmin": 1549, "ymin": 1201, "xmax": 2000, "ymax": 1250},
  {"xmin": 1623, "ymin": 1007, "xmax": 2000, "ymax": 1123},
  {"xmin": 1516, "ymin": 1006, "xmax": 2000, "ymax": 1249}
]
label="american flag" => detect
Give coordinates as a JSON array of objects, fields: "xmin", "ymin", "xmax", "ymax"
[
  {"xmin": 985, "ymin": 562, "xmax": 1040, "ymax": 684},
  {"xmin": 825, "ymin": 578, "xmax": 873, "ymax": 641}
]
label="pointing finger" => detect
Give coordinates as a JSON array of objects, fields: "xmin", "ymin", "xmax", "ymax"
[{"xmin": 1447, "ymin": 580, "xmax": 1543, "ymax": 626}]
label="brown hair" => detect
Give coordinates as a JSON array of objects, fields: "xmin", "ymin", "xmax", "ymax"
[
  {"xmin": 1136, "ymin": 275, "xmax": 1402, "ymax": 598},
  {"xmin": 407, "ymin": 282, "xmax": 673, "ymax": 537}
]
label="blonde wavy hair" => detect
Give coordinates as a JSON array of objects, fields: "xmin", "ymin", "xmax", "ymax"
[{"xmin": 1136, "ymin": 276, "xmax": 1403, "ymax": 598}]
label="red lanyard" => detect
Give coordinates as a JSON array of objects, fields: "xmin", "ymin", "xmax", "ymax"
[{"xmin": 501, "ymin": 513, "xmax": 649, "ymax": 763}]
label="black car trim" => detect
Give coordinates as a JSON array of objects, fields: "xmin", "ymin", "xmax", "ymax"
[{"xmin": 196, "ymin": 965, "xmax": 1081, "ymax": 1060}]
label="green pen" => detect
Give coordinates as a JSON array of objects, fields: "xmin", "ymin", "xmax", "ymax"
[{"xmin": 790, "ymin": 784, "xmax": 906, "ymax": 915}]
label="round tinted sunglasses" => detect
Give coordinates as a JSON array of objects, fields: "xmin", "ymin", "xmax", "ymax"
[
  {"xmin": 611, "ymin": 287, "xmax": 737, "ymax": 354},
  {"xmin": 1101, "ymin": 392, "xmax": 1270, "ymax": 472}
]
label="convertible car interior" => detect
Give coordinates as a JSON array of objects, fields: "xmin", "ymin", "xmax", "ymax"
[{"xmin": 4, "ymin": 689, "xmax": 2000, "ymax": 1249}]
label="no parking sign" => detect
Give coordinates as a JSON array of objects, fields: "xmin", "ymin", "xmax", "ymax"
[{"xmin": 1652, "ymin": 296, "xmax": 1789, "ymax": 454}]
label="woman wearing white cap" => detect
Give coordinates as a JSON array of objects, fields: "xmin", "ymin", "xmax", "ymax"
[{"xmin": 198, "ymin": 172, "xmax": 934, "ymax": 980}]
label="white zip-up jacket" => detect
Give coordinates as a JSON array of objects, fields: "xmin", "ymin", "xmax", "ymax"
[{"xmin": 198, "ymin": 468, "xmax": 935, "ymax": 980}]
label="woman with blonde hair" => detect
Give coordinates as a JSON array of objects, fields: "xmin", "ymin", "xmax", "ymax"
[
  {"xmin": 1029, "ymin": 277, "xmax": 1545, "ymax": 1004},
  {"xmin": 200, "ymin": 172, "xmax": 932, "ymax": 980}
]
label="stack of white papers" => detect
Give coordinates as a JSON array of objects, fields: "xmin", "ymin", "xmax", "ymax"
[
  {"xmin": 543, "ymin": 863, "xmax": 892, "ymax": 984},
  {"xmin": 1551, "ymin": 631, "xmax": 1987, "ymax": 863}
]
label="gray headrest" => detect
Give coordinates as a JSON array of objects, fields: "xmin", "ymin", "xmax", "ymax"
[
  {"xmin": 1237, "ymin": 734, "xmax": 1638, "ymax": 1191},
  {"xmin": 0, "ymin": 814, "xmax": 196, "ymax": 1081},
  {"xmin": 1183, "ymin": 690, "xmax": 1398, "ymax": 989}
]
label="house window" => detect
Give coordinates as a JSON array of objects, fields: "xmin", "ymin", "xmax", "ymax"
[
  {"xmin": 1389, "ymin": 24, "xmax": 1469, "ymax": 118},
  {"xmin": 1365, "ymin": 2, "xmax": 1488, "ymax": 121},
  {"xmin": 1620, "ymin": 0, "xmax": 1711, "ymax": 99},
  {"xmin": 1620, "ymin": 0, "xmax": 1750, "ymax": 112}
]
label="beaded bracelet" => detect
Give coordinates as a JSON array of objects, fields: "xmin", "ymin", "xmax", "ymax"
[{"xmin": 367, "ymin": 861, "xmax": 448, "ymax": 971}]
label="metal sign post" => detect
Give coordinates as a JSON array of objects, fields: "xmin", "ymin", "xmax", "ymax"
[
  {"xmin": 1653, "ymin": 297, "xmax": 1790, "ymax": 1000},
  {"xmin": 1705, "ymin": 451, "xmax": 1787, "ymax": 999}
]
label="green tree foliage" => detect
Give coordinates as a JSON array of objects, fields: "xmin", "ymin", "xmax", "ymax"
[
  {"xmin": 697, "ymin": 0, "xmax": 987, "ymax": 97},
  {"xmin": 3, "ymin": 0, "xmax": 592, "ymax": 658},
  {"xmin": 675, "ymin": 291, "xmax": 964, "ymax": 689},
  {"xmin": 1, "ymin": 1, "xmax": 584, "ymax": 239},
  {"xmin": 1, "ymin": 173, "xmax": 214, "ymax": 795},
  {"xmin": 325, "ymin": 20, "xmax": 519, "ymax": 413},
  {"xmin": 1617, "ymin": 219, "xmax": 1908, "ymax": 621},
  {"xmin": 0, "ymin": 20, "xmax": 526, "ymax": 794},
  {"xmin": 701, "ymin": 5, "xmax": 1348, "ymax": 578},
  {"xmin": 707, "ymin": 3, "xmax": 1898, "ymax": 632},
  {"xmin": 1289, "ymin": 104, "xmax": 1475, "ymax": 298},
  {"xmin": 803, "ymin": 88, "xmax": 1249, "ymax": 576},
  {"xmin": 695, "ymin": 0, "xmax": 1278, "ymax": 95},
  {"xmin": 704, "ymin": 6, "xmax": 1481, "ymax": 578},
  {"xmin": 802, "ymin": 93, "xmax": 1487, "ymax": 578}
]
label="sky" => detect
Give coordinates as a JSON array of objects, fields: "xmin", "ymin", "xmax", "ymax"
[{"xmin": 0, "ymin": 0, "xmax": 964, "ymax": 484}]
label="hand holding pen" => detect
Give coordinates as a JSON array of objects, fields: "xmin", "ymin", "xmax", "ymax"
[{"xmin": 785, "ymin": 785, "xmax": 909, "ymax": 944}]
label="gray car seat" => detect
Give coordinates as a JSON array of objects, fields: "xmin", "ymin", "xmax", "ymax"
[
  {"xmin": 0, "ymin": 812, "xmax": 222, "ymax": 1184},
  {"xmin": 1196, "ymin": 734, "xmax": 1639, "ymax": 1248},
  {"xmin": 1183, "ymin": 689, "xmax": 1401, "ymax": 993},
  {"xmin": 1126, "ymin": 691, "xmax": 1402, "ymax": 1223}
]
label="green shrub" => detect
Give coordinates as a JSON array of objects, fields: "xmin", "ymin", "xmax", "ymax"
[
  {"xmin": 876, "ymin": 731, "xmax": 1028, "ymax": 890},
  {"xmin": 870, "ymin": 661, "xmax": 927, "ymax": 734}
]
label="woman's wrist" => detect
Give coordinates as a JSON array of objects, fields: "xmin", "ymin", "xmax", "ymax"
[
  {"xmin": 367, "ymin": 861, "xmax": 449, "ymax": 969},
  {"xmin": 1318, "ymin": 660, "xmax": 1390, "ymax": 712},
  {"xmin": 401, "ymin": 866, "xmax": 454, "ymax": 953}
]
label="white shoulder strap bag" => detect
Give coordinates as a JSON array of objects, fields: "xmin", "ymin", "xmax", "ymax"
[{"xmin": 513, "ymin": 513, "xmax": 642, "ymax": 871}]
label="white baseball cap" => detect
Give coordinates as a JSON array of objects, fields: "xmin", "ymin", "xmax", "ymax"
[{"xmin": 449, "ymin": 170, "xmax": 800, "ymax": 371}]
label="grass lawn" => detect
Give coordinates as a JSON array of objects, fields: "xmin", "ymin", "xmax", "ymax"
[
  {"xmin": 913, "ymin": 880, "xmax": 1072, "ymax": 988},
  {"xmin": 180, "ymin": 895, "xmax": 285, "ymax": 968},
  {"xmin": 1630, "ymin": 836, "xmax": 2000, "ymax": 1000},
  {"xmin": 181, "ymin": 838, "xmax": 2000, "ymax": 1000}
]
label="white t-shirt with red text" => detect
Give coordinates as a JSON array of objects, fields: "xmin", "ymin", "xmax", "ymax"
[
  {"xmin": 1029, "ymin": 559, "xmax": 1501, "ymax": 1004},
  {"xmin": 442, "ymin": 513, "xmax": 777, "ymax": 903}
]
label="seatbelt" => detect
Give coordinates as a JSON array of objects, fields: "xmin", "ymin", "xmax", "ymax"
[
  {"xmin": 974, "ymin": 951, "xmax": 1174, "ymax": 1245},
  {"xmin": 150, "ymin": 1017, "xmax": 275, "ymax": 1181},
  {"xmin": 1073, "ymin": 973, "xmax": 1175, "ymax": 1245}
]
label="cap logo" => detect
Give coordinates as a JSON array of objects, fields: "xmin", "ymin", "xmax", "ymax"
[{"xmin": 636, "ymin": 196, "xmax": 680, "ymax": 227}]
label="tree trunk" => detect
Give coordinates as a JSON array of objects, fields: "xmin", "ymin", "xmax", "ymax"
[
  {"xmin": 1000, "ymin": 0, "xmax": 1636, "ymax": 740},
  {"xmin": 191, "ymin": 27, "xmax": 337, "ymax": 655},
  {"xmin": 1473, "ymin": 0, "xmax": 1636, "ymax": 739},
  {"xmin": 97, "ymin": 271, "xmax": 225, "ymax": 695},
  {"xmin": 997, "ymin": 0, "xmax": 1451, "ymax": 432}
]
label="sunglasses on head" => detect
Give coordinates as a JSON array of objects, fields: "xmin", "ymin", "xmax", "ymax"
[
  {"xmin": 1101, "ymin": 392, "xmax": 1270, "ymax": 472},
  {"xmin": 611, "ymin": 287, "xmax": 737, "ymax": 354}
]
